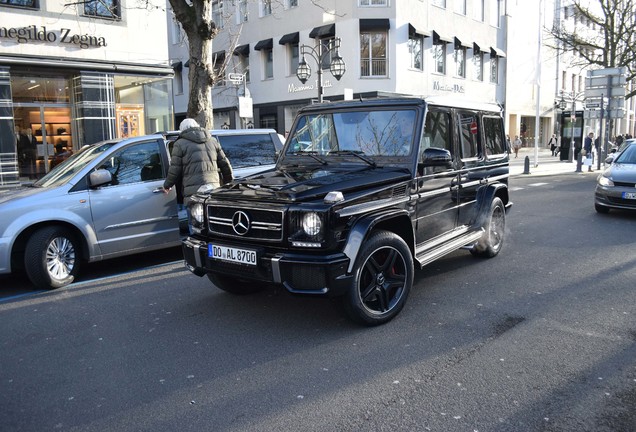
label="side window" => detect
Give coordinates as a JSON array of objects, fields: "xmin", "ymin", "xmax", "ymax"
[
  {"xmin": 99, "ymin": 141, "xmax": 163, "ymax": 185},
  {"xmin": 216, "ymin": 134, "xmax": 278, "ymax": 168},
  {"xmin": 483, "ymin": 116, "xmax": 506, "ymax": 157},
  {"xmin": 458, "ymin": 111, "xmax": 479, "ymax": 159},
  {"xmin": 422, "ymin": 110, "xmax": 452, "ymax": 152}
]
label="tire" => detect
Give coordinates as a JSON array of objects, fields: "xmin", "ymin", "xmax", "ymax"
[
  {"xmin": 25, "ymin": 227, "xmax": 81, "ymax": 290},
  {"xmin": 471, "ymin": 197, "xmax": 506, "ymax": 258},
  {"xmin": 207, "ymin": 273, "xmax": 266, "ymax": 295},
  {"xmin": 595, "ymin": 203, "xmax": 610, "ymax": 214},
  {"xmin": 341, "ymin": 230, "xmax": 414, "ymax": 326}
]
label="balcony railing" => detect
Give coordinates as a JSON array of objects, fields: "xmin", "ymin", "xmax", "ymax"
[{"xmin": 361, "ymin": 59, "xmax": 387, "ymax": 77}]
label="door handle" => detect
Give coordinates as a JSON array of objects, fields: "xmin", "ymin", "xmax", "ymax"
[{"xmin": 152, "ymin": 187, "xmax": 165, "ymax": 193}]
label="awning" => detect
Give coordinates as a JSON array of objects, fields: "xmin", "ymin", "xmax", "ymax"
[
  {"xmin": 359, "ymin": 18, "xmax": 390, "ymax": 31},
  {"xmin": 279, "ymin": 31, "xmax": 299, "ymax": 45},
  {"xmin": 184, "ymin": 59, "xmax": 189, "ymax": 68},
  {"xmin": 213, "ymin": 50, "xmax": 225, "ymax": 60},
  {"xmin": 454, "ymin": 37, "xmax": 471, "ymax": 49},
  {"xmin": 254, "ymin": 38, "xmax": 273, "ymax": 51},
  {"xmin": 0, "ymin": 54, "xmax": 174, "ymax": 76},
  {"xmin": 309, "ymin": 23, "xmax": 335, "ymax": 38},
  {"xmin": 490, "ymin": 46, "xmax": 507, "ymax": 58},
  {"xmin": 432, "ymin": 30, "xmax": 453, "ymax": 44},
  {"xmin": 408, "ymin": 24, "xmax": 430, "ymax": 38},
  {"xmin": 171, "ymin": 60, "xmax": 182, "ymax": 72},
  {"xmin": 233, "ymin": 44, "xmax": 250, "ymax": 56},
  {"xmin": 473, "ymin": 42, "xmax": 489, "ymax": 53}
]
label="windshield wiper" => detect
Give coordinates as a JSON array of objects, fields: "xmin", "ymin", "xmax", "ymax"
[
  {"xmin": 329, "ymin": 150, "xmax": 377, "ymax": 167},
  {"xmin": 288, "ymin": 151, "xmax": 327, "ymax": 165}
]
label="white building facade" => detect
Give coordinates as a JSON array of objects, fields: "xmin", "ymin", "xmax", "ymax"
[
  {"xmin": 0, "ymin": 0, "xmax": 174, "ymax": 184},
  {"xmin": 168, "ymin": 0, "xmax": 508, "ymax": 133}
]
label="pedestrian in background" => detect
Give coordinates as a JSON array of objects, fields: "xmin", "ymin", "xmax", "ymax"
[
  {"xmin": 584, "ymin": 132, "xmax": 594, "ymax": 172},
  {"xmin": 513, "ymin": 135, "xmax": 522, "ymax": 158},
  {"xmin": 163, "ymin": 118, "xmax": 233, "ymax": 204},
  {"xmin": 548, "ymin": 134, "xmax": 558, "ymax": 156},
  {"xmin": 506, "ymin": 135, "xmax": 512, "ymax": 155}
]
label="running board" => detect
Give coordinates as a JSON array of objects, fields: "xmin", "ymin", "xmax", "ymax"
[{"xmin": 414, "ymin": 229, "xmax": 484, "ymax": 268}]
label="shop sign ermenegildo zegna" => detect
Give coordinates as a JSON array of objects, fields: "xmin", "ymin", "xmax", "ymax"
[{"xmin": 0, "ymin": 25, "xmax": 107, "ymax": 49}]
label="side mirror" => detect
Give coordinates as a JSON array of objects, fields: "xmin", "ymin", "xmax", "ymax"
[
  {"xmin": 604, "ymin": 156, "xmax": 614, "ymax": 164},
  {"xmin": 420, "ymin": 147, "xmax": 452, "ymax": 167},
  {"xmin": 89, "ymin": 169, "xmax": 113, "ymax": 188}
]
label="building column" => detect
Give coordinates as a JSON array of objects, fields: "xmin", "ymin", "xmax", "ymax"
[
  {"xmin": 0, "ymin": 67, "xmax": 19, "ymax": 187},
  {"xmin": 71, "ymin": 72, "xmax": 116, "ymax": 146}
]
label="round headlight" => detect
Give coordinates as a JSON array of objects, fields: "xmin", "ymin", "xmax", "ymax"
[
  {"xmin": 190, "ymin": 203, "xmax": 204, "ymax": 223},
  {"xmin": 302, "ymin": 212, "xmax": 322, "ymax": 237}
]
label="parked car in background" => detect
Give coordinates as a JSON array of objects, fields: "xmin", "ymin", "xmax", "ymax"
[
  {"xmin": 595, "ymin": 141, "xmax": 636, "ymax": 213},
  {"xmin": 605, "ymin": 139, "xmax": 635, "ymax": 164},
  {"xmin": 0, "ymin": 129, "xmax": 282, "ymax": 290}
]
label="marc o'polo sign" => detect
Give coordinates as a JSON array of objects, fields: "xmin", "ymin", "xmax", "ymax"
[{"xmin": 0, "ymin": 25, "xmax": 107, "ymax": 49}]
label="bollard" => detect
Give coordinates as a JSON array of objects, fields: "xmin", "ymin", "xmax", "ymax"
[
  {"xmin": 575, "ymin": 152, "xmax": 583, "ymax": 173},
  {"xmin": 523, "ymin": 156, "xmax": 530, "ymax": 174}
]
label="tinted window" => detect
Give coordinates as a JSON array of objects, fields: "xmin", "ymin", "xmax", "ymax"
[
  {"xmin": 216, "ymin": 134, "xmax": 277, "ymax": 168},
  {"xmin": 99, "ymin": 141, "xmax": 162, "ymax": 185},
  {"xmin": 483, "ymin": 116, "xmax": 505, "ymax": 157},
  {"xmin": 422, "ymin": 110, "xmax": 452, "ymax": 151},
  {"xmin": 458, "ymin": 111, "xmax": 479, "ymax": 159}
]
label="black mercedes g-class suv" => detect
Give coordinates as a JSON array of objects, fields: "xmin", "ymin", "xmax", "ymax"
[{"xmin": 182, "ymin": 97, "xmax": 511, "ymax": 325}]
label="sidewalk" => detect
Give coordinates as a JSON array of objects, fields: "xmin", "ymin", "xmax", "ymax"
[{"xmin": 509, "ymin": 147, "xmax": 604, "ymax": 177}]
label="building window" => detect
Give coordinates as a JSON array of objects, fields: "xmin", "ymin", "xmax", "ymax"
[
  {"xmin": 213, "ymin": 52, "xmax": 226, "ymax": 87},
  {"xmin": 288, "ymin": 0, "xmax": 298, "ymax": 7},
  {"xmin": 489, "ymin": 0, "xmax": 500, "ymax": 27},
  {"xmin": 212, "ymin": 0, "xmax": 224, "ymax": 29},
  {"xmin": 170, "ymin": 14, "xmax": 182, "ymax": 45},
  {"xmin": 432, "ymin": 0, "xmax": 446, "ymax": 7},
  {"xmin": 263, "ymin": 48, "xmax": 273, "ymax": 79},
  {"xmin": 490, "ymin": 56, "xmax": 498, "ymax": 83},
  {"xmin": 433, "ymin": 42, "xmax": 446, "ymax": 75},
  {"xmin": 236, "ymin": 0, "xmax": 248, "ymax": 23},
  {"xmin": 0, "ymin": 0, "xmax": 38, "ymax": 8},
  {"xmin": 174, "ymin": 68, "xmax": 184, "ymax": 95},
  {"xmin": 473, "ymin": 0, "xmax": 484, "ymax": 21},
  {"xmin": 562, "ymin": 71, "xmax": 566, "ymax": 90},
  {"xmin": 359, "ymin": 0, "xmax": 388, "ymax": 6},
  {"xmin": 408, "ymin": 35, "xmax": 423, "ymax": 70},
  {"xmin": 454, "ymin": 0, "xmax": 466, "ymax": 15},
  {"xmin": 454, "ymin": 47, "xmax": 466, "ymax": 78},
  {"xmin": 261, "ymin": 0, "xmax": 272, "ymax": 16},
  {"xmin": 84, "ymin": 0, "xmax": 120, "ymax": 19},
  {"xmin": 473, "ymin": 51, "xmax": 483, "ymax": 81},
  {"xmin": 260, "ymin": 114, "xmax": 277, "ymax": 129},
  {"xmin": 360, "ymin": 31, "xmax": 387, "ymax": 77},
  {"xmin": 289, "ymin": 43, "xmax": 299, "ymax": 76}
]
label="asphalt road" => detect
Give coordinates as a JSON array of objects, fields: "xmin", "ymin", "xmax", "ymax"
[{"xmin": 1, "ymin": 173, "xmax": 635, "ymax": 432}]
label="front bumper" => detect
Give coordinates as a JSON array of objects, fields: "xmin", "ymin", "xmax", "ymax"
[
  {"xmin": 182, "ymin": 237, "xmax": 353, "ymax": 296},
  {"xmin": 595, "ymin": 185, "xmax": 636, "ymax": 210}
]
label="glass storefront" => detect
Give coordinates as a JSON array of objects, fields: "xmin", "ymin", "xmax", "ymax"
[{"xmin": 0, "ymin": 70, "xmax": 173, "ymax": 183}]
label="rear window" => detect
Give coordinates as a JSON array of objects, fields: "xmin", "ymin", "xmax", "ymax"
[{"xmin": 215, "ymin": 134, "xmax": 278, "ymax": 168}]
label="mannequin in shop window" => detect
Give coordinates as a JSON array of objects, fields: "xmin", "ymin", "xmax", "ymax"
[{"xmin": 18, "ymin": 128, "xmax": 38, "ymax": 177}]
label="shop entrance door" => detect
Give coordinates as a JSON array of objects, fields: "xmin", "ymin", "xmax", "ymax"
[{"xmin": 14, "ymin": 104, "xmax": 72, "ymax": 179}]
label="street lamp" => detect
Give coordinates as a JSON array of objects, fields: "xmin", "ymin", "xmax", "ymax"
[{"xmin": 296, "ymin": 37, "xmax": 346, "ymax": 103}]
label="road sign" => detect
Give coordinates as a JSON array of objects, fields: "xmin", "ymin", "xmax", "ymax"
[
  {"xmin": 585, "ymin": 87, "xmax": 626, "ymax": 99},
  {"xmin": 585, "ymin": 102, "xmax": 600, "ymax": 109},
  {"xmin": 588, "ymin": 67, "xmax": 626, "ymax": 77},
  {"xmin": 228, "ymin": 73, "xmax": 244, "ymax": 84}
]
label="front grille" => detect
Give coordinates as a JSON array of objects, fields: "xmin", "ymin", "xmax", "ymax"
[
  {"xmin": 207, "ymin": 205, "xmax": 283, "ymax": 241},
  {"xmin": 607, "ymin": 197, "xmax": 636, "ymax": 207},
  {"xmin": 614, "ymin": 181, "xmax": 636, "ymax": 188}
]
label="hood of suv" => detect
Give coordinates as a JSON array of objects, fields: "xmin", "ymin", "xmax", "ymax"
[{"xmin": 212, "ymin": 165, "xmax": 411, "ymax": 202}]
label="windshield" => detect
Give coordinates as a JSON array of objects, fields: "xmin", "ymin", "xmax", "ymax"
[
  {"xmin": 34, "ymin": 141, "xmax": 118, "ymax": 188},
  {"xmin": 216, "ymin": 134, "xmax": 278, "ymax": 168},
  {"xmin": 286, "ymin": 109, "xmax": 416, "ymax": 159},
  {"xmin": 615, "ymin": 144, "xmax": 636, "ymax": 164}
]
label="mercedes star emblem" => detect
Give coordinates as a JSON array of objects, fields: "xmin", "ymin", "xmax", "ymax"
[{"xmin": 232, "ymin": 211, "xmax": 250, "ymax": 235}]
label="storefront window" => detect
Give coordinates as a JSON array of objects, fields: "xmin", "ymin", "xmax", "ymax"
[{"xmin": 114, "ymin": 75, "xmax": 173, "ymax": 138}]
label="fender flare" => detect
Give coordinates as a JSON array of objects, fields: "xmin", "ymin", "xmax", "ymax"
[
  {"xmin": 342, "ymin": 208, "xmax": 413, "ymax": 274},
  {"xmin": 473, "ymin": 183, "xmax": 509, "ymax": 228}
]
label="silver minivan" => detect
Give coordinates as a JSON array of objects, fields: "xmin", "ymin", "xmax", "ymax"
[{"xmin": 0, "ymin": 130, "xmax": 283, "ymax": 290}]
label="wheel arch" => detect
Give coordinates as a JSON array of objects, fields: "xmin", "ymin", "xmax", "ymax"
[
  {"xmin": 473, "ymin": 183, "xmax": 509, "ymax": 229},
  {"xmin": 11, "ymin": 221, "xmax": 90, "ymax": 272},
  {"xmin": 342, "ymin": 209, "xmax": 414, "ymax": 274}
]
